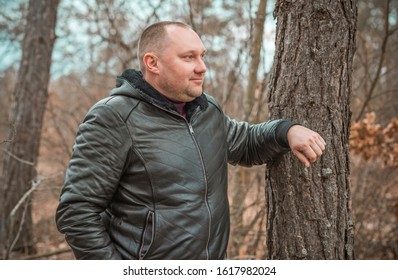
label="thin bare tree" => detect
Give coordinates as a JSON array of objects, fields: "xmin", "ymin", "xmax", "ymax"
[
  {"xmin": 229, "ymin": 0, "xmax": 269, "ymax": 259},
  {"xmin": 0, "ymin": 0, "xmax": 60, "ymax": 258}
]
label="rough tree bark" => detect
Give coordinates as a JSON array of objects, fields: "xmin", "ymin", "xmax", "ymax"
[
  {"xmin": 266, "ymin": 0, "xmax": 357, "ymax": 259},
  {"xmin": 0, "ymin": 0, "xmax": 60, "ymax": 258}
]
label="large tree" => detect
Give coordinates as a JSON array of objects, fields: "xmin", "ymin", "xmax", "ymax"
[
  {"xmin": 266, "ymin": 0, "xmax": 357, "ymax": 259},
  {"xmin": 0, "ymin": 0, "xmax": 60, "ymax": 258}
]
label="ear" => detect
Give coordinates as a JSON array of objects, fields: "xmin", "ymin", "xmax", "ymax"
[{"xmin": 143, "ymin": 53, "xmax": 160, "ymax": 74}]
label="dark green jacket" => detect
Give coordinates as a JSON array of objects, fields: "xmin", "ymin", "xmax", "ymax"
[{"xmin": 55, "ymin": 69, "xmax": 292, "ymax": 260}]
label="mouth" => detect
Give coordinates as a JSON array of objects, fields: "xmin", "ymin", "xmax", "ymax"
[{"xmin": 190, "ymin": 77, "xmax": 204, "ymax": 83}]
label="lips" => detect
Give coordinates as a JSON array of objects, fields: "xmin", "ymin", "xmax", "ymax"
[
  {"xmin": 190, "ymin": 80, "xmax": 203, "ymax": 87},
  {"xmin": 190, "ymin": 77, "xmax": 204, "ymax": 83}
]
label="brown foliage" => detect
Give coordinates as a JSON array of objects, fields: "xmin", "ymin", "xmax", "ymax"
[
  {"xmin": 350, "ymin": 112, "xmax": 398, "ymax": 167},
  {"xmin": 350, "ymin": 112, "xmax": 398, "ymax": 259}
]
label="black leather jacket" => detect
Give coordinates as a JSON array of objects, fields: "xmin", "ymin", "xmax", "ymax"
[{"xmin": 55, "ymin": 69, "xmax": 292, "ymax": 259}]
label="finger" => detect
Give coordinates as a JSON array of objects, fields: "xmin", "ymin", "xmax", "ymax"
[
  {"xmin": 292, "ymin": 150, "xmax": 311, "ymax": 168},
  {"xmin": 316, "ymin": 136, "xmax": 326, "ymax": 151},
  {"xmin": 317, "ymin": 135, "xmax": 326, "ymax": 147},
  {"xmin": 310, "ymin": 143, "xmax": 323, "ymax": 157}
]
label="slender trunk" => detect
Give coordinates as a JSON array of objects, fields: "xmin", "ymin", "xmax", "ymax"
[
  {"xmin": 244, "ymin": 0, "xmax": 268, "ymax": 120},
  {"xmin": 229, "ymin": 0, "xmax": 268, "ymax": 259},
  {"xmin": 0, "ymin": 0, "xmax": 60, "ymax": 258}
]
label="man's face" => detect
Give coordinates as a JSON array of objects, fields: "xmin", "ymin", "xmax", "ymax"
[{"xmin": 155, "ymin": 26, "xmax": 207, "ymax": 103}]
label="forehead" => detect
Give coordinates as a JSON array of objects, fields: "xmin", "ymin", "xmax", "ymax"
[{"xmin": 165, "ymin": 26, "xmax": 206, "ymax": 53}]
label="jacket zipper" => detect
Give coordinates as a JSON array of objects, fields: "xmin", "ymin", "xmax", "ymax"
[
  {"xmin": 187, "ymin": 122, "xmax": 212, "ymax": 260},
  {"xmin": 149, "ymin": 103, "xmax": 212, "ymax": 259},
  {"xmin": 138, "ymin": 210, "xmax": 155, "ymax": 260}
]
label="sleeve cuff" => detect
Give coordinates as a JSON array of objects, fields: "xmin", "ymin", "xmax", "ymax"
[{"xmin": 275, "ymin": 120, "xmax": 300, "ymax": 148}]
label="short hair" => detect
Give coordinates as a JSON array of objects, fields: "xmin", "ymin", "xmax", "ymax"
[{"xmin": 137, "ymin": 21, "xmax": 192, "ymax": 74}]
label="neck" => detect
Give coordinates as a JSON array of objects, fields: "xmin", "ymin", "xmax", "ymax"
[{"xmin": 141, "ymin": 76, "xmax": 186, "ymax": 116}]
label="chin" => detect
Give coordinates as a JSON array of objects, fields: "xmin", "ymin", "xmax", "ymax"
[
  {"xmin": 190, "ymin": 93, "xmax": 202, "ymax": 100},
  {"xmin": 184, "ymin": 96, "xmax": 198, "ymax": 102}
]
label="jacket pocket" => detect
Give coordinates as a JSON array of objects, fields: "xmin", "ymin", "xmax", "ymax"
[
  {"xmin": 138, "ymin": 210, "xmax": 155, "ymax": 259},
  {"xmin": 100, "ymin": 209, "xmax": 112, "ymax": 230}
]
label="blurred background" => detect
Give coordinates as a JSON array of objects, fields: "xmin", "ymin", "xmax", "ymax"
[{"xmin": 0, "ymin": 0, "xmax": 397, "ymax": 259}]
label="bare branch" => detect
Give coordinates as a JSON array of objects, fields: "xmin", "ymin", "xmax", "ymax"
[
  {"xmin": 187, "ymin": 0, "xmax": 197, "ymax": 32},
  {"xmin": 4, "ymin": 172, "xmax": 62, "ymax": 259},
  {"xmin": 6, "ymin": 196, "xmax": 29, "ymax": 259},
  {"xmin": 9, "ymin": 175, "xmax": 44, "ymax": 219},
  {"xmin": 1, "ymin": 147, "xmax": 34, "ymax": 166},
  {"xmin": 356, "ymin": 0, "xmax": 393, "ymax": 121}
]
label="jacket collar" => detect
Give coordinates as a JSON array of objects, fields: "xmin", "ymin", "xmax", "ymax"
[{"xmin": 117, "ymin": 69, "xmax": 208, "ymax": 119}]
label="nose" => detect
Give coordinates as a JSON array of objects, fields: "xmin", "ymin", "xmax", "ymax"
[{"xmin": 195, "ymin": 57, "xmax": 207, "ymax": 74}]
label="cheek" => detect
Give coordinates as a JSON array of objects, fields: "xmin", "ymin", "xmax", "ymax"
[
  {"xmin": 162, "ymin": 59, "xmax": 194, "ymax": 78},
  {"xmin": 169, "ymin": 65, "xmax": 192, "ymax": 82}
]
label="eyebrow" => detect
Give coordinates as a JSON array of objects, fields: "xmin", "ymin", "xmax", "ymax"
[{"xmin": 180, "ymin": 49, "xmax": 207, "ymax": 55}]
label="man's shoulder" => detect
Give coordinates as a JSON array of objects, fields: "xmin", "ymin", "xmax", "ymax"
[
  {"xmin": 202, "ymin": 93, "xmax": 223, "ymax": 114},
  {"xmin": 89, "ymin": 95, "xmax": 140, "ymax": 123}
]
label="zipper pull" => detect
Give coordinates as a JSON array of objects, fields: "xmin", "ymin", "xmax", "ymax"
[{"xmin": 188, "ymin": 124, "xmax": 194, "ymax": 135}]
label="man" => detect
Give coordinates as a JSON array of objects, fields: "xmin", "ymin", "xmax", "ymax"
[{"xmin": 56, "ymin": 21, "xmax": 325, "ymax": 260}]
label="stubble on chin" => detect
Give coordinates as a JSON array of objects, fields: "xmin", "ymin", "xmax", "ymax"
[{"xmin": 186, "ymin": 86, "xmax": 203, "ymax": 100}]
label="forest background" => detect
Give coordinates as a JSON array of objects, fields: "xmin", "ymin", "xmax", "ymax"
[{"xmin": 0, "ymin": 0, "xmax": 397, "ymax": 260}]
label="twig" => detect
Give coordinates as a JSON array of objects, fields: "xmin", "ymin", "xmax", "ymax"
[
  {"xmin": 5, "ymin": 175, "xmax": 43, "ymax": 259},
  {"xmin": 6, "ymin": 198, "xmax": 29, "ymax": 259},
  {"xmin": 356, "ymin": 0, "xmax": 394, "ymax": 121},
  {"xmin": 187, "ymin": 0, "xmax": 197, "ymax": 32},
  {"xmin": 10, "ymin": 176, "xmax": 43, "ymax": 218},
  {"xmin": 1, "ymin": 147, "xmax": 34, "ymax": 166}
]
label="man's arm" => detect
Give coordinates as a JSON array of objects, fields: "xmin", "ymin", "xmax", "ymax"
[
  {"xmin": 225, "ymin": 114, "xmax": 325, "ymax": 167},
  {"xmin": 56, "ymin": 104, "xmax": 131, "ymax": 260},
  {"xmin": 225, "ymin": 116, "xmax": 292, "ymax": 166}
]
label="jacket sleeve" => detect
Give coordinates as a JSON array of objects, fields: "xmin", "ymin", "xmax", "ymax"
[
  {"xmin": 225, "ymin": 115, "xmax": 294, "ymax": 166},
  {"xmin": 55, "ymin": 103, "xmax": 131, "ymax": 260}
]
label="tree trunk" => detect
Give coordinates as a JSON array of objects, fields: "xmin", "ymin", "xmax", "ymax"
[
  {"xmin": 244, "ymin": 0, "xmax": 268, "ymax": 120},
  {"xmin": 0, "ymin": 0, "xmax": 59, "ymax": 258},
  {"xmin": 266, "ymin": 0, "xmax": 357, "ymax": 259}
]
